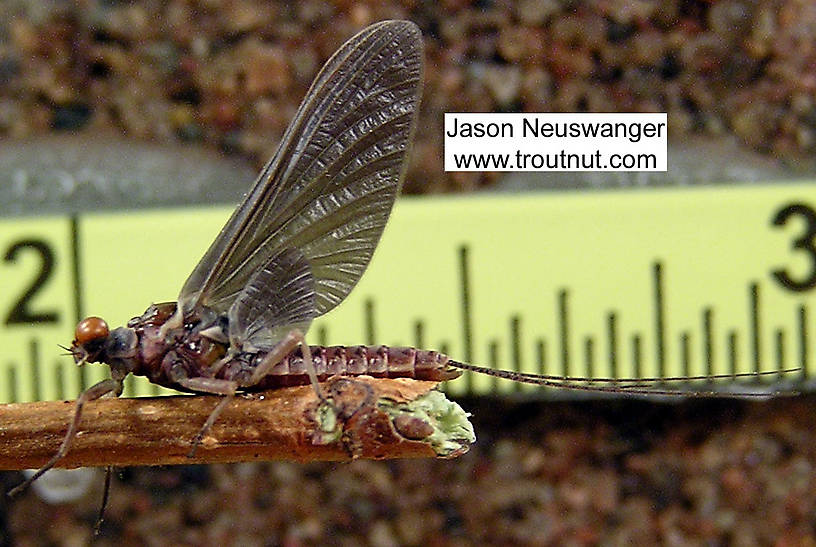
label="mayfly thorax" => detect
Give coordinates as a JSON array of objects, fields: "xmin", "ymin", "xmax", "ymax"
[{"xmin": 10, "ymin": 20, "xmax": 795, "ymax": 499}]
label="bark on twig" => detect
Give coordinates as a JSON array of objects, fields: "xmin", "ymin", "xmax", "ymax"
[{"xmin": 0, "ymin": 377, "xmax": 474, "ymax": 470}]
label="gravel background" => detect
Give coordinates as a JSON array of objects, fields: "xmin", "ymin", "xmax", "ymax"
[
  {"xmin": 1, "ymin": 1, "xmax": 815, "ymax": 545},
  {"xmin": 1, "ymin": 0, "xmax": 814, "ymax": 193}
]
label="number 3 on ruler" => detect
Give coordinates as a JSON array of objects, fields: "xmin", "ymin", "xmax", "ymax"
[{"xmin": 772, "ymin": 202, "xmax": 816, "ymax": 292}]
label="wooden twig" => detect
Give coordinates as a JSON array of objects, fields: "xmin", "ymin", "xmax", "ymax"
[{"xmin": 0, "ymin": 377, "xmax": 474, "ymax": 470}]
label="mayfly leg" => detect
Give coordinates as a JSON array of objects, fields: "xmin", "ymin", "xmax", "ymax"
[
  {"xmin": 249, "ymin": 329, "xmax": 321, "ymax": 397},
  {"xmin": 184, "ymin": 328, "xmax": 321, "ymax": 457},
  {"xmin": 185, "ymin": 395, "xmax": 234, "ymax": 458},
  {"xmin": 8, "ymin": 378, "xmax": 123, "ymax": 497}
]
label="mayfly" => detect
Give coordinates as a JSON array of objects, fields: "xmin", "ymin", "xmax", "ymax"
[{"xmin": 10, "ymin": 20, "xmax": 791, "ymax": 498}]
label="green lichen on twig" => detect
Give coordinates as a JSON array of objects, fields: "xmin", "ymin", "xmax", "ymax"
[
  {"xmin": 310, "ymin": 378, "xmax": 475, "ymax": 458},
  {"xmin": 382, "ymin": 390, "xmax": 475, "ymax": 458}
]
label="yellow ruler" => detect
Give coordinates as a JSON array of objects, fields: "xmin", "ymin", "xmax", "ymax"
[{"xmin": 0, "ymin": 182, "xmax": 814, "ymax": 402}]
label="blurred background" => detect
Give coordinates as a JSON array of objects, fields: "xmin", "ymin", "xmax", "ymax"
[{"xmin": 0, "ymin": 1, "xmax": 815, "ymax": 545}]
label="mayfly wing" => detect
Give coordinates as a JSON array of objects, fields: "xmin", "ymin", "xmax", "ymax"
[
  {"xmin": 228, "ymin": 248, "xmax": 315, "ymax": 348},
  {"xmin": 178, "ymin": 20, "xmax": 423, "ymax": 350}
]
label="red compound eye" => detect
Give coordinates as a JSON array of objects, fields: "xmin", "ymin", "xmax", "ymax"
[{"xmin": 74, "ymin": 317, "xmax": 109, "ymax": 345}]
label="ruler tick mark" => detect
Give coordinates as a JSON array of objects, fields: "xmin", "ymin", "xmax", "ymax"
[
  {"xmin": 413, "ymin": 320, "xmax": 425, "ymax": 350},
  {"xmin": 29, "ymin": 338, "xmax": 40, "ymax": 402},
  {"xmin": 584, "ymin": 336, "xmax": 594, "ymax": 378},
  {"xmin": 510, "ymin": 315, "xmax": 522, "ymax": 392},
  {"xmin": 536, "ymin": 338, "xmax": 546, "ymax": 376},
  {"xmin": 458, "ymin": 244, "xmax": 473, "ymax": 365},
  {"xmin": 680, "ymin": 332, "xmax": 691, "ymax": 378},
  {"xmin": 775, "ymin": 329, "xmax": 785, "ymax": 373},
  {"xmin": 488, "ymin": 339, "xmax": 500, "ymax": 392},
  {"xmin": 607, "ymin": 312, "xmax": 618, "ymax": 379},
  {"xmin": 702, "ymin": 308, "xmax": 714, "ymax": 376},
  {"xmin": 750, "ymin": 283, "xmax": 761, "ymax": 376},
  {"xmin": 728, "ymin": 330, "xmax": 738, "ymax": 376},
  {"xmin": 364, "ymin": 298, "xmax": 375, "ymax": 346},
  {"xmin": 8, "ymin": 366, "xmax": 17, "ymax": 403},
  {"xmin": 55, "ymin": 361, "xmax": 64, "ymax": 400},
  {"xmin": 558, "ymin": 289, "xmax": 569, "ymax": 377},
  {"xmin": 653, "ymin": 262, "xmax": 666, "ymax": 378},
  {"xmin": 798, "ymin": 305, "xmax": 808, "ymax": 379},
  {"xmin": 631, "ymin": 334, "xmax": 642, "ymax": 378}
]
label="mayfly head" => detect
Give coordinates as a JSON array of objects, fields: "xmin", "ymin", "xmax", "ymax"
[
  {"xmin": 71, "ymin": 316, "xmax": 139, "ymax": 375},
  {"xmin": 71, "ymin": 316, "xmax": 110, "ymax": 366}
]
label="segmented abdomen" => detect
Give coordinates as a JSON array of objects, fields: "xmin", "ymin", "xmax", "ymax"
[{"xmin": 250, "ymin": 345, "xmax": 462, "ymax": 389}]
